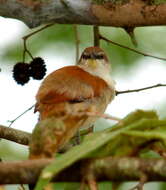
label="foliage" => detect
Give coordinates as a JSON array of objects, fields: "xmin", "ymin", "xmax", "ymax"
[{"xmin": 34, "ymin": 110, "xmax": 166, "ymax": 190}]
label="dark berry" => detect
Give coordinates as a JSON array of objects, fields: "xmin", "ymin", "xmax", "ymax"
[
  {"xmin": 29, "ymin": 57, "xmax": 46, "ymax": 80},
  {"xmin": 12, "ymin": 62, "xmax": 30, "ymax": 85}
]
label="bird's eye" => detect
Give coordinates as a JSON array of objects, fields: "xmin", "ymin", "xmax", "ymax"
[
  {"xmin": 94, "ymin": 54, "xmax": 104, "ymax": 59},
  {"xmin": 82, "ymin": 54, "xmax": 91, "ymax": 59}
]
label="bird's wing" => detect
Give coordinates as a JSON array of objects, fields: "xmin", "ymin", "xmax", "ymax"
[{"xmin": 36, "ymin": 66, "xmax": 109, "ymax": 105}]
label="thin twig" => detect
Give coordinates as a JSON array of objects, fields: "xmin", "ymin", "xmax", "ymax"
[
  {"xmin": 19, "ymin": 184, "xmax": 26, "ymax": 190},
  {"xmin": 85, "ymin": 112, "xmax": 121, "ymax": 122},
  {"xmin": 73, "ymin": 25, "xmax": 80, "ymax": 64},
  {"xmin": 70, "ymin": 111, "xmax": 121, "ymax": 122},
  {"xmin": 8, "ymin": 105, "xmax": 35, "ymax": 127},
  {"xmin": 129, "ymin": 174, "xmax": 147, "ymax": 190},
  {"xmin": 116, "ymin": 83, "xmax": 166, "ymax": 96},
  {"xmin": 22, "ymin": 39, "xmax": 33, "ymax": 62},
  {"xmin": 100, "ymin": 35, "xmax": 166, "ymax": 61},
  {"xmin": 80, "ymin": 181, "xmax": 87, "ymax": 190},
  {"xmin": 87, "ymin": 178, "xmax": 98, "ymax": 190},
  {"xmin": 22, "ymin": 23, "xmax": 54, "ymax": 41},
  {"xmin": 93, "ymin": 26, "xmax": 100, "ymax": 47},
  {"xmin": 22, "ymin": 23, "xmax": 54, "ymax": 62},
  {"xmin": 124, "ymin": 27, "xmax": 138, "ymax": 47}
]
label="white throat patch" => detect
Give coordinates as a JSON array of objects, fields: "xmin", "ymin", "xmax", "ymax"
[{"xmin": 78, "ymin": 61, "xmax": 115, "ymax": 89}]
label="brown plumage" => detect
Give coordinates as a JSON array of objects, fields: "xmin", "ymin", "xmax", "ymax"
[
  {"xmin": 35, "ymin": 66, "xmax": 110, "ymax": 119},
  {"xmin": 29, "ymin": 47, "xmax": 115, "ymax": 159}
]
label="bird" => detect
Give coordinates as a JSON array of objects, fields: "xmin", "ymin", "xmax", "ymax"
[{"xmin": 29, "ymin": 46, "xmax": 115, "ymax": 159}]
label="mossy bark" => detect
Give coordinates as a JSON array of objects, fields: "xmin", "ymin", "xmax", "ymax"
[{"xmin": 0, "ymin": 0, "xmax": 166, "ymax": 28}]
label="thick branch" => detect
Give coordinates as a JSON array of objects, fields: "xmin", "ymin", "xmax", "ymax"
[
  {"xmin": 0, "ymin": 125, "xmax": 31, "ymax": 145},
  {"xmin": 0, "ymin": 0, "xmax": 166, "ymax": 28},
  {"xmin": 1, "ymin": 157, "xmax": 166, "ymax": 184}
]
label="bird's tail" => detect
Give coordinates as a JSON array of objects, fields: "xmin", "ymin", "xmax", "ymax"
[{"xmin": 29, "ymin": 115, "xmax": 87, "ymax": 159}]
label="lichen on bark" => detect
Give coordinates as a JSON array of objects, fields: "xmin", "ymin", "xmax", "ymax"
[{"xmin": 152, "ymin": 0, "xmax": 166, "ymax": 4}]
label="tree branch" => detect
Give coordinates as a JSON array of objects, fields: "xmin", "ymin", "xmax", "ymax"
[
  {"xmin": 0, "ymin": 125, "xmax": 31, "ymax": 145},
  {"xmin": 100, "ymin": 35, "xmax": 166, "ymax": 61},
  {"xmin": 116, "ymin": 83, "xmax": 166, "ymax": 95},
  {"xmin": 73, "ymin": 25, "xmax": 80, "ymax": 64},
  {"xmin": 8, "ymin": 105, "xmax": 35, "ymax": 127},
  {"xmin": 0, "ymin": 0, "xmax": 166, "ymax": 28},
  {"xmin": 1, "ymin": 157, "xmax": 166, "ymax": 184},
  {"xmin": 93, "ymin": 26, "xmax": 100, "ymax": 47}
]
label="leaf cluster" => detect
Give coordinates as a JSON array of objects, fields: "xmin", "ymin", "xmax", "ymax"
[{"xmin": 35, "ymin": 109, "xmax": 166, "ymax": 189}]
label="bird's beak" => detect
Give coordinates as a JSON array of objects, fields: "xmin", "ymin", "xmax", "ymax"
[{"xmin": 87, "ymin": 59, "xmax": 97, "ymax": 69}]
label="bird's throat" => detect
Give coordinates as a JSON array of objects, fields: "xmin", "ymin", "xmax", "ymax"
[{"xmin": 78, "ymin": 63, "xmax": 115, "ymax": 89}]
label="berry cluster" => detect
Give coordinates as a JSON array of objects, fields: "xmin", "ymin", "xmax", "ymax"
[{"xmin": 13, "ymin": 57, "xmax": 47, "ymax": 85}]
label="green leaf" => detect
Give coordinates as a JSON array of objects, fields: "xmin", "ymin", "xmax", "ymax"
[
  {"xmin": 34, "ymin": 110, "xmax": 166, "ymax": 190},
  {"xmin": 122, "ymin": 130, "xmax": 166, "ymax": 140},
  {"xmin": 34, "ymin": 129, "xmax": 121, "ymax": 189},
  {"xmin": 34, "ymin": 110, "xmax": 160, "ymax": 190}
]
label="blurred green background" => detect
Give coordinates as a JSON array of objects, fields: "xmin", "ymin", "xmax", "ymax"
[{"xmin": 0, "ymin": 19, "xmax": 166, "ymax": 190}]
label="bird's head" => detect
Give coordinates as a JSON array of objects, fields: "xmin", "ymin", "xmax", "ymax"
[
  {"xmin": 77, "ymin": 47, "xmax": 113, "ymax": 85},
  {"xmin": 78, "ymin": 46, "xmax": 109, "ymax": 69}
]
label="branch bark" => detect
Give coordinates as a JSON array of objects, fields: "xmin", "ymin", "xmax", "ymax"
[
  {"xmin": 0, "ymin": 0, "xmax": 166, "ymax": 28},
  {"xmin": 1, "ymin": 157, "xmax": 166, "ymax": 184},
  {"xmin": 0, "ymin": 125, "xmax": 31, "ymax": 145}
]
